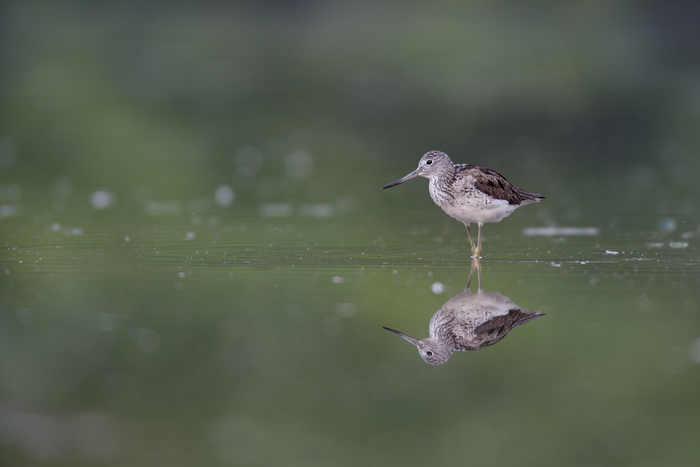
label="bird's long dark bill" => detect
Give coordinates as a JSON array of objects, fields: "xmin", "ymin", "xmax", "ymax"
[
  {"xmin": 381, "ymin": 170, "xmax": 419, "ymax": 189},
  {"xmin": 381, "ymin": 326, "xmax": 419, "ymax": 346}
]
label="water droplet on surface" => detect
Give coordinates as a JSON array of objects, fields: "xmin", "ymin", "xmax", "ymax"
[
  {"xmin": 260, "ymin": 203, "xmax": 293, "ymax": 218},
  {"xmin": 214, "ymin": 185, "xmax": 234, "ymax": 207},
  {"xmin": 431, "ymin": 282, "xmax": 444, "ymax": 294},
  {"xmin": 658, "ymin": 218, "xmax": 676, "ymax": 232},
  {"xmin": 334, "ymin": 303, "xmax": 357, "ymax": 317},
  {"xmin": 691, "ymin": 338, "xmax": 700, "ymax": 364},
  {"xmin": 90, "ymin": 190, "xmax": 115, "ymax": 210},
  {"xmin": 96, "ymin": 313, "xmax": 116, "ymax": 331}
]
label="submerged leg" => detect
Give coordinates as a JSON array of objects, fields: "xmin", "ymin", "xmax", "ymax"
[
  {"xmin": 466, "ymin": 223, "xmax": 476, "ymax": 255},
  {"xmin": 473, "ymin": 223, "xmax": 483, "ymax": 258}
]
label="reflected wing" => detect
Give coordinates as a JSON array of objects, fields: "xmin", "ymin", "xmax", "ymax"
[{"xmin": 472, "ymin": 308, "xmax": 543, "ymax": 347}]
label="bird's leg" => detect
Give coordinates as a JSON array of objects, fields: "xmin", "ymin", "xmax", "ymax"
[
  {"xmin": 466, "ymin": 224, "xmax": 476, "ymax": 256},
  {"xmin": 475, "ymin": 257, "xmax": 483, "ymax": 292},
  {"xmin": 473, "ymin": 223, "xmax": 483, "ymax": 258},
  {"xmin": 467, "ymin": 257, "xmax": 483, "ymax": 292},
  {"xmin": 467, "ymin": 258, "xmax": 476, "ymax": 290},
  {"xmin": 466, "ymin": 257, "xmax": 483, "ymax": 292}
]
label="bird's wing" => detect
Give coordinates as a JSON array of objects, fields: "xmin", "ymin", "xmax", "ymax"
[
  {"xmin": 472, "ymin": 308, "xmax": 543, "ymax": 345},
  {"xmin": 464, "ymin": 166, "xmax": 543, "ymax": 205}
]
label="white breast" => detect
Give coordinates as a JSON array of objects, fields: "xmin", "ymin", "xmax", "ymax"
[{"xmin": 429, "ymin": 177, "xmax": 518, "ymax": 224}]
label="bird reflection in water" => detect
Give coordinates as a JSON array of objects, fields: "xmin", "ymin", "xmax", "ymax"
[{"xmin": 382, "ymin": 259, "xmax": 543, "ymax": 365}]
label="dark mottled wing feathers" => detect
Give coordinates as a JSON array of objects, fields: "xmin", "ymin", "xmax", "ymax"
[
  {"xmin": 458, "ymin": 165, "xmax": 544, "ymax": 205},
  {"xmin": 469, "ymin": 309, "xmax": 544, "ymax": 349}
]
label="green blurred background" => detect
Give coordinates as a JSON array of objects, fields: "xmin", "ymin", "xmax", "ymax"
[{"xmin": 2, "ymin": 1, "xmax": 700, "ymax": 465}]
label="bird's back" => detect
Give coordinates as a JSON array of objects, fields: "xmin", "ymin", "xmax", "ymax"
[{"xmin": 454, "ymin": 164, "xmax": 544, "ymax": 206}]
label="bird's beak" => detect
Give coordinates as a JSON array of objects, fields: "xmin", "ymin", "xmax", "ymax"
[
  {"xmin": 381, "ymin": 169, "xmax": 420, "ymax": 189},
  {"xmin": 382, "ymin": 326, "xmax": 420, "ymax": 347}
]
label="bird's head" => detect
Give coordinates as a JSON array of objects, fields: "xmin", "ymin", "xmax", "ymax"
[
  {"xmin": 382, "ymin": 326, "xmax": 454, "ymax": 365},
  {"xmin": 381, "ymin": 150, "xmax": 454, "ymax": 189}
]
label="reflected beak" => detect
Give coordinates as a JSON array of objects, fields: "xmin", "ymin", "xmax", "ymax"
[
  {"xmin": 382, "ymin": 326, "xmax": 420, "ymax": 347},
  {"xmin": 381, "ymin": 169, "xmax": 420, "ymax": 189}
]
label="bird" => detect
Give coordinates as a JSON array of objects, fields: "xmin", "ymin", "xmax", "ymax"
[
  {"xmin": 382, "ymin": 259, "xmax": 543, "ymax": 365},
  {"xmin": 382, "ymin": 150, "xmax": 544, "ymax": 257}
]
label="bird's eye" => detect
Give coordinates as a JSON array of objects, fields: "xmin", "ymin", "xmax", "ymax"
[
  {"xmin": 426, "ymin": 160, "xmax": 433, "ymax": 165},
  {"xmin": 426, "ymin": 351, "xmax": 433, "ymax": 356}
]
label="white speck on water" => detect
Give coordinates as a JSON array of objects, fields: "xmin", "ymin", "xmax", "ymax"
[
  {"xmin": 431, "ymin": 282, "xmax": 444, "ymax": 294},
  {"xmin": 90, "ymin": 190, "xmax": 115, "ymax": 210},
  {"xmin": 670, "ymin": 241, "xmax": 688, "ymax": 249},
  {"xmin": 637, "ymin": 293, "xmax": 653, "ymax": 312},
  {"xmin": 658, "ymin": 218, "xmax": 676, "ymax": 232},
  {"xmin": 51, "ymin": 223, "xmax": 61, "ymax": 232},
  {"xmin": 648, "ymin": 243, "xmax": 664, "ymax": 248},
  {"xmin": 96, "ymin": 312, "xmax": 116, "ymax": 331},
  {"xmin": 605, "ymin": 250, "xmax": 619, "ymax": 255},
  {"xmin": 124, "ymin": 236, "xmax": 130, "ymax": 242},
  {"xmin": 522, "ymin": 226, "xmax": 600, "ymax": 236},
  {"xmin": 335, "ymin": 303, "xmax": 357, "ymax": 318},
  {"xmin": 145, "ymin": 200, "xmax": 181, "ymax": 216},
  {"xmin": 550, "ymin": 262, "xmax": 561, "ymax": 267},
  {"xmin": 691, "ymin": 338, "xmax": 700, "ymax": 364},
  {"xmin": 260, "ymin": 203, "xmax": 293, "ymax": 218},
  {"xmin": 0, "ymin": 204, "xmax": 22, "ymax": 218},
  {"xmin": 18, "ymin": 260, "xmax": 22, "ymax": 264},
  {"xmin": 392, "ymin": 270, "xmax": 399, "ymax": 275},
  {"xmin": 285, "ymin": 149, "xmax": 313, "ymax": 179},
  {"xmin": 298, "ymin": 203, "xmax": 334, "ymax": 218},
  {"xmin": 214, "ymin": 185, "xmax": 235, "ymax": 207},
  {"xmin": 332, "ymin": 276, "xmax": 345, "ymax": 283},
  {"xmin": 186, "ymin": 231, "xmax": 196, "ymax": 240},
  {"xmin": 178, "ymin": 272, "xmax": 186, "ymax": 278}
]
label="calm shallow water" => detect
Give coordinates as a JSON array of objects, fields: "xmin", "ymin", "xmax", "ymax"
[{"xmin": 3, "ymin": 208, "xmax": 700, "ymax": 465}]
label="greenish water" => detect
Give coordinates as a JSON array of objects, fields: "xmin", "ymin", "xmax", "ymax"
[
  {"xmin": 3, "ymin": 2, "xmax": 700, "ymax": 466},
  {"xmin": 3, "ymin": 211, "xmax": 700, "ymax": 465}
]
